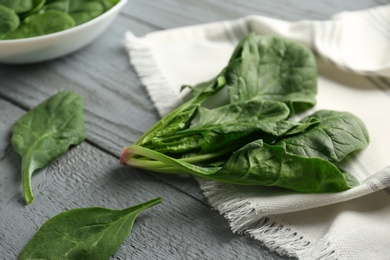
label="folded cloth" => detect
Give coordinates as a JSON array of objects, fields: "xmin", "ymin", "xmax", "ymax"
[{"xmin": 125, "ymin": 5, "xmax": 390, "ymax": 260}]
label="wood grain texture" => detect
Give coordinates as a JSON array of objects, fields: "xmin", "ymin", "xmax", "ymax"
[
  {"xmin": 123, "ymin": 0, "xmax": 383, "ymax": 29},
  {"xmin": 0, "ymin": 1, "xmax": 384, "ymax": 259}
]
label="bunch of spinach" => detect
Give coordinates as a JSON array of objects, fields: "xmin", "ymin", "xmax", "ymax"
[
  {"xmin": 12, "ymin": 91, "xmax": 86, "ymax": 204},
  {"xmin": 0, "ymin": 0, "xmax": 119, "ymax": 40},
  {"xmin": 121, "ymin": 33, "xmax": 369, "ymax": 193},
  {"xmin": 20, "ymin": 197, "xmax": 162, "ymax": 259}
]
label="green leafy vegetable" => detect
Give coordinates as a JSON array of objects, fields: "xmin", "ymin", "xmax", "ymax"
[
  {"xmin": 120, "ymin": 33, "xmax": 369, "ymax": 193},
  {"xmin": 2, "ymin": 10, "xmax": 75, "ymax": 40},
  {"xmin": 44, "ymin": 0, "xmax": 106, "ymax": 25},
  {"xmin": 0, "ymin": 0, "xmax": 119, "ymax": 40},
  {"xmin": 0, "ymin": 0, "xmax": 37, "ymax": 14},
  {"xmin": 12, "ymin": 91, "xmax": 86, "ymax": 204},
  {"xmin": 276, "ymin": 110, "xmax": 370, "ymax": 163},
  {"xmin": 216, "ymin": 34, "xmax": 318, "ymax": 114},
  {"xmin": 19, "ymin": 197, "xmax": 162, "ymax": 259},
  {"xmin": 0, "ymin": 4, "xmax": 20, "ymax": 35}
]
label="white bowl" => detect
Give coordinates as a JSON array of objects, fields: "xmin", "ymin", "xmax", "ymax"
[{"xmin": 0, "ymin": 0, "xmax": 128, "ymax": 64}]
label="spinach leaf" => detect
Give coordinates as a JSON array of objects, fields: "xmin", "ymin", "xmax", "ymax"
[
  {"xmin": 183, "ymin": 100, "xmax": 291, "ymax": 135},
  {"xmin": 222, "ymin": 33, "xmax": 318, "ymax": 114},
  {"xmin": 276, "ymin": 110, "xmax": 370, "ymax": 163},
  {"xmin": 0, "ymin": 0, "xmax": 45, "ymax": 14},
  {"xmin": 2, "ymin": 10, "xmax": 75, "ymax": 39},
  {"xmin": 19, "ymin": 198, "xmax": 162, "ymax": 259},
  {"xmin": 213, "ymin": 140, "xmax": 358, "ymax": 192},
  {"xmin": 0, "ymin": 4, "xmax": 19, "ymax": 35},
  {"xmin": 44, "ymin": 0, "xmax": 120, "ymax": 25},
  {"xmin": 44, "ymin": 0, "xmax": 105, "ymax": 26},
  {"xmin": 12, "ymin": 91, "xmax": 85, "ymax": 204}
]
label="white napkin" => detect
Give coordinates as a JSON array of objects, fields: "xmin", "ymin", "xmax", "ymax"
[{"xmin": 125, "ymin": 5, "xmax": 390, "ymax": 260}]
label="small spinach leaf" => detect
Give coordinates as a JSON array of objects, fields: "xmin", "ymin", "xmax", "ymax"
[
  {"xmin": 0, "ymin": 0, "xmax": 44, "ymax": 14},
  {"xmin": 19, "ymin": 198, "xmax": 162, "ymax": 259},
  {"xmin": 44, "ymin": 0, "xmax": 105, "ymax": 26},
  {"xmin": 0, "ymin": 4, "xmax": 19, "ymax": 36},
  {"xmin": 11, "ymin": 91, "xmax": 85, "ymax": 204}
]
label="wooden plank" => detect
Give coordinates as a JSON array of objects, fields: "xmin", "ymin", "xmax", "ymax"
[
  {"xmin": 0, "ymin": 99, "xmax": 288, "ymax": 259},
  {"xmin": 123, "ymin": 0, "xmax": 382, "ymax": 28}
]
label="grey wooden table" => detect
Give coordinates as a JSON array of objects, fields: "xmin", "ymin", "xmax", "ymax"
[{"xmin": 0, "ymin": 1, "xmax": 384, "ymax": 259}]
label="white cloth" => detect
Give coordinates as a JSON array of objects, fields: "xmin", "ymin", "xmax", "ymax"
[{"xmin": 125, "ymin": 5, "xmax": 390, "ymax": 260}]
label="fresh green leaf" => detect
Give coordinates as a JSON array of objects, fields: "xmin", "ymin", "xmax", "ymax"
[
  {"xmin": 19, "ymin": 198, "xmax": 162, "ymax": 260},
  {"xmin": 0, "ymin": 0, "xmax": 30, "ymax": 13},
  {"xmin": 44, "ymin": 0, "xmax": 120, "ymax": 26},
  {"xmin": 213, "ymin": 140, "xmax": 358, "ymax": 192},
  {"xmin": 0, "ymin": 0, "xmax": 45, "ymax": 14},
  {"xmin": 44, "ymin": 0, "xmax": 105, "ymax": 25},
  {"xmin": 223, "ymin": 32, "xmax": 318, "ymax": 114},
  {"xmin": 185, "ymin": 100, "xmax": 291, "ymax": 134},
  {"xmin": 0, "ymin": 4, "xmax": 19, "ymax": 36},
  {"xmin": 11, "ymin": 91, "xmax": 86, "ymax": 204},
  {"xmin": 276, "ymin": 110, "xmax": 370, "ymax": 162},
  {"xmin": 2, "ymin": 10, "xmax": 75, "ymax": 39}
]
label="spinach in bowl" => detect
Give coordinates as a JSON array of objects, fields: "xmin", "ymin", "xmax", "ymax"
[{"xmin": 0, "ymin": 0, "xmax": 120, "ymax": 40}]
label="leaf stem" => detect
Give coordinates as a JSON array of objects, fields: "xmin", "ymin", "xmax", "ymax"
[
  {"xmin": 21, "ymin": 160, "xmax": 34, "ymax": 205},
  {"xmin": 128, "ymin": 145, "xmax": 220, "ymax": 176},
  {"xmin": 127, "ymin": 158, "xmax": 185, "ymax": 174}
]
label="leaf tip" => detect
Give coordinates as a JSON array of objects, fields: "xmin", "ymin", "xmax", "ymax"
[{"xmin": 24, "ymin": 195, "xmax": 34, "ymax": 205}]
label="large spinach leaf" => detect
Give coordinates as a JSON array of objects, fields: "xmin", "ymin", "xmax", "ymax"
[
  {"xmin": 19, "ymin": 198, "xmax": 162, "ymax": 259},
  {"xmin": 12, "ymin": 91, "xmax": 85, "ymax": 204},
  {"xmin": 276, "ymin": 110, "xmax": 370, "ymax": 163},
  {"xmin": 213, "ymin": 140, "xmax": 358, "ymax": 192},
  {"xmin": 222, "ymin": 33, "xmax": 318, "ymax": 114}
]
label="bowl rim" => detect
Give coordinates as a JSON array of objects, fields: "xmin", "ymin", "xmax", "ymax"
[{"xmin": 0, "ymin": 0, "xmax": 128, "ymax": 43}]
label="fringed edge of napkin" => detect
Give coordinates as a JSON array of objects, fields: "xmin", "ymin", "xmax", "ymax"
[
  {"xmin": 125, "ymin": 32, "xmax": 183, "ymax": 117},
  {"xmin": 198, "ymin": 178, "xmax": 337, "ymax": 260}
]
